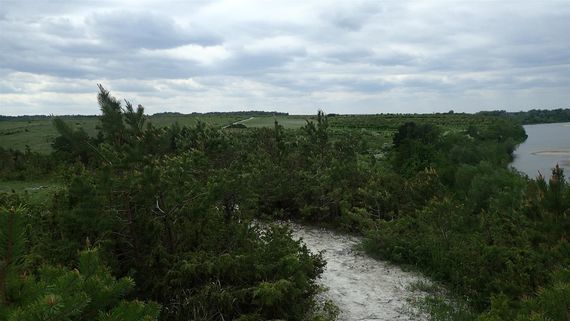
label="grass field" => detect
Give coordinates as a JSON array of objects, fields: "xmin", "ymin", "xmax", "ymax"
[
  {"xmin": 0, "ymin": 180, "xmax": 63, "ymax": 205},
  {"xmin": 1, "ymin": 112, "xmax": 497, "ymax": 153},
  {"xmin": 0, "ymin": 114, "xmax": 314, "ymax": 153},
  {"xmin": 0, "ymin": 114, "xmax": 246, "ymax": 153},
  {"xmin": 0, "ymin": 117, "xmax": 95, "ymax": 153},
  {"xmin": 239, "ymin": 116, "xmax": 314, "ymax": 129}
]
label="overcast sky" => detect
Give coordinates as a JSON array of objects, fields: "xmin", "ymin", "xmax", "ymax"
[{"xmin": 1, "ymin": 0, "xmax": 570, "ymax": 115}]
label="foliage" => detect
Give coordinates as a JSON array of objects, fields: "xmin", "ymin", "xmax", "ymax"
[
  {"xmin": 0, "ymin": 147, "xmax": 55, "ymax": 180},
  {"xmin": 1, "ymin": 87, "xmax": 568, "ymax": 321},
  {"xmin": 0, "ymin": 202, "xmax": 160, "ymax": 321},
  {"xmin": 0, "ymin": 113, "xmax": 248, "ymax": 154},
  {"xmin": 28, "ymin": 86, "xmax": 326, "ymax": 321},
  {"xmin": 364, "ymin": 121, "xmax": 568, "ymax": 318},
  {"xmin": 479, "ymin": 108, "xmax": 570, "ymax": 125}
]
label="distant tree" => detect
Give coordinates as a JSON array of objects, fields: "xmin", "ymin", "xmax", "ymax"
[
  {"xmin": 52, "ymin": 117, "xmax": 96, "ymax": 164},
  {"xmin": 393, "ymin": 122, "xmax": 440, "ymax": 148},
  {"xmin": 391, "ymin": 122, "xmax": 441, "ymax": 176}
]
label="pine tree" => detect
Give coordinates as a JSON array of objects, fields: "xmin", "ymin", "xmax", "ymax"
[
  {"xmin": 0, "ymin": 205, "xmax": 161, "ymax": 321},
  {"xmin": 52, "ymin": 117, "xmax": 95, "ymax": 164},
  {"xmin": 97, "ymin": 84, "xmax": 126, "ymax": 146},
  {"xmin": 0, "ymin": 205, "xmax": 27, "ymax": 308}
]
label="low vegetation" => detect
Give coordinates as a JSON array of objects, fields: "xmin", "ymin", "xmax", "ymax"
[{"xmin": 1, "ymin": 87, "xmax": 568, "ymax": 320}]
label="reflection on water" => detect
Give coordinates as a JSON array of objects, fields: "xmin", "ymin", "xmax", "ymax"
[{"xmin": 511, "ymin": 122, "xmax": 570, "ymax": 179}]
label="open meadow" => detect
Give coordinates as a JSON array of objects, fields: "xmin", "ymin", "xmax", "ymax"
[
  {"xmin": 1, "ymin": 112, "xmax": 502, "ymax": 153},
  {"xmin": 0, "ymin": 114, "xmax": 247, "ymax": 153}
]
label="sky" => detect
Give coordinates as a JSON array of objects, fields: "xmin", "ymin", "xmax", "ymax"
[{"xmin": 1, "ymin": 0, "xmax": 570, "ymax": 115}]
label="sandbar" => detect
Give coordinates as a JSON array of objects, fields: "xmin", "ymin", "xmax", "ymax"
[{"xmin": 532, "ymin": 150, "xmax": 570, "ymax": 156}]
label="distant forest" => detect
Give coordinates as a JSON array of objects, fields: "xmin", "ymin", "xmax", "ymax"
[
  {"xmin": 0, "ymin": 110, "xmax": 289, "ymax": 121},
  {"xmin": 478, "ymin": 108, "xmax": 570, "ymax": 124},
  {"xmin": 3, "ymin": 108, "xmax": 570, "ymax": 125}
]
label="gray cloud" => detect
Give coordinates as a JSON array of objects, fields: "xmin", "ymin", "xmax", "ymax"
[
  {"xmin": 87, "ymin": 11, "xmax": 221, "ymax": 49},
  {"xmin": 322, "ymin": 2, "xmax": 382, "ymax": 31},
  {"xmin": 1, "ymin": 0, "xmax": 570, "ymax": 115}
]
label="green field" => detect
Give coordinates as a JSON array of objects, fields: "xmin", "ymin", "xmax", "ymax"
[
  {"xmin": 0, "ymin": 112, "xmax": 504, "ymax": 153},
  {"xmin": 0, "ymin": 114, "xmax": 246, "ymax": 153},
  {"xmin": 0, "ymin": 117, "xmax": 91, "ymax": 153},
  {"xmin": 238, "ymin": 115, "xmax": 314, "ymax": 129},
  {"xmin": 0, "ymin": 114, "xmax": 319, "ymax": 153},
  {"xmin": 0, "ymin": 180, "xmax": 63, "ymax": 205}
]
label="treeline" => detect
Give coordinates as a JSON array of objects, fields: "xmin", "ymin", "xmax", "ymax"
[
  {"xmin": 0, "ymin": 111, "xmax": 289, "ymax": 122},
  {"xmin": 1, "ymin": 87, "xmax": 568, "ymax": 321},
  {"xmin": 327, "ymin": 113, "xmax": 499, "ymax": 131},
  {"xmin": 0, "ymin": 115, "xmax": 98, "ymax": 121},
  {"xmin": 479, "ymin": 108, "xmax": 570, "ymax": 125},
  {"xmin": 152, "ymin": 111, "xmax": 289, "ymax": 116},
  {"xmin": 0, "ymin": 147, "xmax": 55, "ymax": 180}
]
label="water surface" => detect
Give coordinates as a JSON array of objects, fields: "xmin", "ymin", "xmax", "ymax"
[{"xmin": 511, "ymin": 123, "xmax": 570, "ymax": 179}]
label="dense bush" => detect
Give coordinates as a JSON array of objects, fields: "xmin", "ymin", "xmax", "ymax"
[
  {"xmin": 364, "ymin": 123, "xmax": 569, "ymax": 320},
  {"xmin": 1, "ymin": 87, "xmax": 326, "ymax": 321},
  {"xmin": 2, "ymin": 86, "xmax": 567, "ymax": 320},
  {"xmin": 0, "ymin": 202, "xmax": 160, "ymax": 321},
  {"xmin": 0, "ymin": 147, "xmax": 55, "ymax": 180}
]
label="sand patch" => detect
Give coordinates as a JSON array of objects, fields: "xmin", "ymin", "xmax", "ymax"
[
  {"xmin": 288, "ymin": 223, "xmax": 426, "ymax": 321},
  {"xmin": 532, "ymin": 150, "xmax": 570, "ymax": 156}
]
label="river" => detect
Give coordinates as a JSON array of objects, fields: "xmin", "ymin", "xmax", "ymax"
[
  {"xmin": 289, "ymin": 224, "xmax": 426, "ymax": 321},
  {"xmin": 511, "ymin": 122, "xmax": 570, "ymax": 179}
]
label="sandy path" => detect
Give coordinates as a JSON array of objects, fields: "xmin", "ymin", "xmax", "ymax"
[
  {"xmin": 222, "ymin": 116, "xmax": 254, "ymax": 128},
  {"xmin": 289, "ymin": 224, "xmax": 426, "ymax": 321}
]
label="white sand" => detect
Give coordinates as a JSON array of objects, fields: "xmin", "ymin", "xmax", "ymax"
[
  {"xmin": 289, "ymin": 224, "xmax": 426, "ymax": 321},
  {"xmin": 531, "ymin": 150, "xmax": 570, "ymax": 156}
]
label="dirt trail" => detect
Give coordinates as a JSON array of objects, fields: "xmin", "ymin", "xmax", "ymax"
[
  {"xmin": 222, "ymin": 116, "xmax": 254, "ymax": 128},
  {"xmin": 289, "ymin": 224, "xmax": 426, "ymax": 321}
]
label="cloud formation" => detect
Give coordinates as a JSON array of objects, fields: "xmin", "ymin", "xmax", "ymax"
[{"xmin": 1, "ymin": 0, "xmax": 570, "ymax": 115}]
